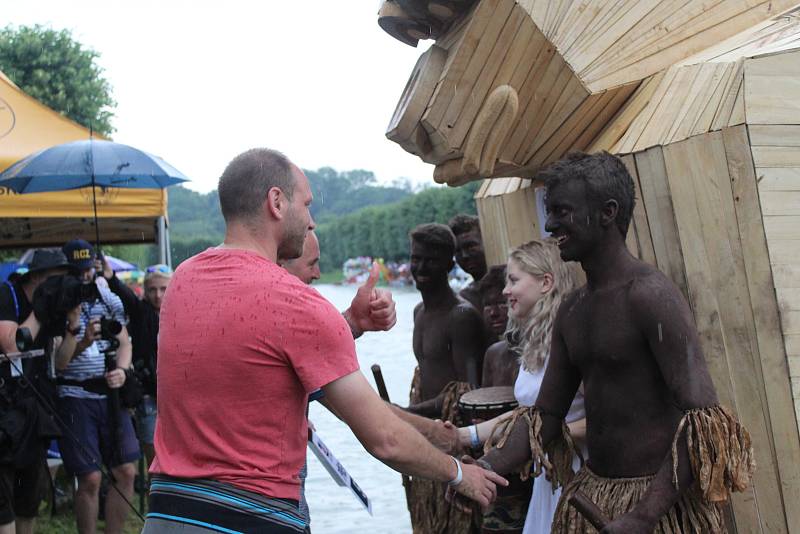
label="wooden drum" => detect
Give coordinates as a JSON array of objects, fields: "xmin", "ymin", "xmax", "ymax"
[{"xmin": 458, "ymin": 386, "xmax": 518, "ymax": 424}]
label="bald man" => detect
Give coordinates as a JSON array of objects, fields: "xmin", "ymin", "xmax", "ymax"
[
  {"xmin": 279, "ymin": 230, "xmax": 398, "ymax": 531},
  {"xmin": 281, "ymin": 231, "xmax": 321, "ymax": 285}
]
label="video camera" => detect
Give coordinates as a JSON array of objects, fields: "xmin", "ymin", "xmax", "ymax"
[
  {"xmin": 96, "ymin": 317, "xmax": 123, "ymax": 342},
  {"xmin": 31, "ymin": 274, "xmax": 121, "ymax": 340}
]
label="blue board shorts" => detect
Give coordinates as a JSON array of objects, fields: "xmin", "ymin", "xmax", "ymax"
[
  {"xmin": 136, "ymin": 395, "xmax": 157, "ymax": 445},
  {"xmin": 57, "ymin": 396, "xmax": 140, "ymax": 475}
]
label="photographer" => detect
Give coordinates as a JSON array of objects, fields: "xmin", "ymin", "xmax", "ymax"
[
  {"xmin": 56, "ymin": 240, "xmax": 139, "ymax": 534},
  {"xmin": 0, "ymin": 250, "xmax": 72, "ymax": 534},
  {"xmin": 99, "ymin": 260, "xmax": 171, "ymax": 468}
]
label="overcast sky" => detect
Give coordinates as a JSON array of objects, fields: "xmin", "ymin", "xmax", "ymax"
[{"xmin": 4, "ymin": 1, "xmax": 437, "ymax": 193}]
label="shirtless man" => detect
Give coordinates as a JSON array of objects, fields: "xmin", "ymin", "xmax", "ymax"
[
  {"xmin": 477, "ymin": 152, "xmax": 753, "ymax": 533},
  {"xmin": 449, "ymin": 214, "xmax": 487, "ymax": 312},
  {"xmin": 478, "ymin": 266, "xmax": 517, "ymax": 388},
  {"xmin": 409, "ymin": 223, "xmax": 486, "ymax": 409},
  {"xmin": 399, "ymin": 223, "xmax": 487, "ymax": 534}
]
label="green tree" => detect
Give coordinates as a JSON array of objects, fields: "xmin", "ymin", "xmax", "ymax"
[
  {"xmin": 316, "ymin": 181, "xmax": 479, "ymax": 272},
  {"xmin": 0, "ymin": 25, "xmax": 116, "ymax": 136}
]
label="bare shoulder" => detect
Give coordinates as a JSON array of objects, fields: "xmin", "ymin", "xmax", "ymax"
[
  {"xmin": 484, "ymin": 340, "xmax": 509, "ymax": 362},
  {"xmin": 629, "ymin": 263, "xmax": 680, "ymax": 301},
  {"xmin": 627, "ymin": 263, "xmax": 689, "ymax": 319},
  {"xmin": 555, "ymin": 285, "xmax": 587, "ymax": 323},
  {"xmin": 413, "ymin": 301, "xmax": 423, "ymax": 317},
  {"xmin": 449, "ymin": 300, "xmax": 483, "ymax": 324}
]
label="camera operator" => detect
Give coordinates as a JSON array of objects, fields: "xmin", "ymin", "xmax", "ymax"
[
  {"xmin": 56, "ymin": 239, "xmax": 139, "ymax": 534},
  {"xmin": 0, "ymin": 250, "xmax": 72, "ymax": 534},
  {"xmin": 98, "ymin": 260, "xmax": 171, "ymax": 468}
]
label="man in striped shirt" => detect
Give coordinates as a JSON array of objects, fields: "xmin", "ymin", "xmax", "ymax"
[{"xmin": 55, "ymin": 239, "xmax": 140, "ymax": 534}]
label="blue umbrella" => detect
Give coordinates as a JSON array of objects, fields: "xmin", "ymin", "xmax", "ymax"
[{"xmin": 0, "ymin": 139, "xmax": 188, "ymax": 246}]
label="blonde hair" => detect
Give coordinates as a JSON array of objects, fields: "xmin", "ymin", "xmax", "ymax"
[{"xmin": 506, "ymin": 239, "xmax": 578, "ymax": 372}]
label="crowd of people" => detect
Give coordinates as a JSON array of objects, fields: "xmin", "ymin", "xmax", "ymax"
[
  {"xmin": 0, "ymin": 148, "xmax": 756, "ymax": 534},
  {"xmin": 0, "ymin": 238, "xmax": 174, "ymax": 534}
]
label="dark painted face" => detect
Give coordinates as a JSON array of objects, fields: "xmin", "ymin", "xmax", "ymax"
[
  {"xmin": 410, "ymin": 240, "xmax": 454, "ymax": 292},
  {"xmin": 482, "ymin": 290, "xmax": 508, "ymax": 337},
  {"xmin": 454, "ymin": 230, "xmax": 487, "ymax": 280},
  {"xmin": 544, "ymin": 179, "xmax": 602, "ymax": 262}
]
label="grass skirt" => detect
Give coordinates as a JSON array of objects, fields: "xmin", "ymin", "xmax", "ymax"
[
  {"xmin": 552, "ymin": 466, "xmax": 725, "ymax": 533},
  {"xmin": 404, "ymin": 367, "xmax": 478, "ymax": 534}
]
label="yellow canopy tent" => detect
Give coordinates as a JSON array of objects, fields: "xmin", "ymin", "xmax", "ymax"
[{"xmin": 0, "ymin": 70, "xmax": 172, "ymax": 262}]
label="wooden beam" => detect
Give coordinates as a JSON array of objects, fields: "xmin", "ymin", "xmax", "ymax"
[{"xmin": 724, "ymin": 125, "xmax": 800, "ymax": 531}]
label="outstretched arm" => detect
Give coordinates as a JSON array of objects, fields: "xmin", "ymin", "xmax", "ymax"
[
  {"xmin": 480, "ymin": 306, "xmax": 581, "ymax": 474},
  {"xmin": 104, "ymin": 269, "xmax": 143, "ymax": 322},
  {"xmin": 323, "ymin": 371, "xmax": 507, "ymax": 508}
]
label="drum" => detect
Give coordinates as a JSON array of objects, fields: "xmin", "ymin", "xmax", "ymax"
[{"xmin": 458, "ymin": 386, "xmax": 518, "ymax": 424}]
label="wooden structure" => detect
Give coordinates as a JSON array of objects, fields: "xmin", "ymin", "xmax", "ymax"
[{"xmin": 378, "ymin": 1, "xmax": 800, "ymax": 532}]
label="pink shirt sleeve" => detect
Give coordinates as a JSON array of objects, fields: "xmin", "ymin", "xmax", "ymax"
[{"xmin": 281, "ymin": 286, "xmax": 359, "ymax": 393}]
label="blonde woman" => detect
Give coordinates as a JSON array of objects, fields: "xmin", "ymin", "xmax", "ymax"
[{"xmin": 456, "ymin": 239, "xmax": 586, "ymax": 534}]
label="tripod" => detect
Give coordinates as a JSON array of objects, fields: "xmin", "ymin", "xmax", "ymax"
[{"xmin": 5, "ymin": 330, "xmax": 144, "ymax": 523}]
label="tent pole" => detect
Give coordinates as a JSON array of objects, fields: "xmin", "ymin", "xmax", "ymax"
[
  {"xmin": 165, "ymin": 222, "xmax": 172, "ymax": 269},
  {"xmin": 158, "ymin": 216, "xmax": 167, "ymax": 265},
  {"xmin": 89, "ymin": 131, "xmax": 101, "ymax": 249}
]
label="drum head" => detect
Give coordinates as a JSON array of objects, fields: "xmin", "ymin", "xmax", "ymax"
[{"xmin": 458, "ymin": 386, "xmax": 517, "ymax": 410}]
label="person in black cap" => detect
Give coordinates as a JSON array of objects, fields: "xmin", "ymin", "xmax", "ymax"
[
  {"xmin": 55, "ymin": 239, "xmax": 139, "ymax": 534},
  {"xmin": 0, "ymin": 249, "xmax": 74, "ymax": 534}
]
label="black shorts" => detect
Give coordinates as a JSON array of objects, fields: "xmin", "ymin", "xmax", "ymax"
[{"xmin": 0, "ymin": 459, "xmax": 48, "ymax": 524}]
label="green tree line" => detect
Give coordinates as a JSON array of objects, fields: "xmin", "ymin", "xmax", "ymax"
[
  {"xmin": 162, "ymin": 172, "xmax": 477, "ymax": 271},
  {"xmin": 316, "ymin": 182, "xmax": 478, "ymax": 273}
]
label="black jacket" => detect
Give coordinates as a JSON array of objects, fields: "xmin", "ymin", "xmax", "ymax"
[{"xmin": 107, "ymin": 275, "xmax": 159, "ymax": 396}]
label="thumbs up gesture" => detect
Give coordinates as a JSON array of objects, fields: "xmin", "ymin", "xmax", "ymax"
[{"xmin": 343, "ymin": 262, "xmax": 397, "ymax": 338}]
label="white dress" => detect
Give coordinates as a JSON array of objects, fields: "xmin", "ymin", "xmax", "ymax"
[{"xmin": 514, "ymin": 362, "xmax": 586, "ymax": 534}]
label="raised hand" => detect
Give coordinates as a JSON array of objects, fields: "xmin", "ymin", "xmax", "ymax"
[{"xmin": 343, "ymin": 262, "xmax": 397, "ymax": 336}]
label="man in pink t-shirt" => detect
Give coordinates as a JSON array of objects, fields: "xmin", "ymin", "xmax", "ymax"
[{"xmin": 143, "ymin": 148, "xmax": 506, "ymax": 534}]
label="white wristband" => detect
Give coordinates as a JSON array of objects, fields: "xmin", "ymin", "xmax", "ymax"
[
  {"xmin": 447, "ymin": 456, "xmax": 463, "ymax": 487},
  {"xmin": 469, "ymin": 424, "xmax": 480, "ymax": 449}
]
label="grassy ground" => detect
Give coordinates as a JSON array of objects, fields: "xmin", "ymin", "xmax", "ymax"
[
  {"xmin": 35, "ymin": 512, "xmax": 144, "ymax": 534},
  {"xmin": 34, "ymin": 472, "xmax": 147, "ymax": 534},
  {"xmin": 34, "ymin": 505, "xmax": 145, "ymax": 534}
]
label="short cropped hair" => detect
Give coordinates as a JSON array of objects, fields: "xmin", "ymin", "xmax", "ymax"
[
  {"xmin": 538, "ymin": 151, "xmax": 635, "ymax": 237},
  {"xmin": 409, "ymin": 223, "xmax": 456, "ymax": 258},
  {"xmin": 478, "ymin": 265, "xmax": 506, "ymax": 298},
  {"xmin": 448, "ymin": 214, "xmax": 481, "ymax": 237},
  {"xmin": 218, "ymin": 148, "xmax": 294, "ymax": 223}
]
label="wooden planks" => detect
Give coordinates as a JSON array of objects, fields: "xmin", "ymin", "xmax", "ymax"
[
  {"xmin": 474, "ymin": 177, "xmax": 542, "ymax": 266},
  {"xmin": 619, "ymin": 154, "xmax": 657, "ymax": 266},
  {"xmin": 631, "ymin": 146, "xmax": 688, "ymax": 295},
  {"xmin": 724, "ymin": 125, "xmax": 800, "ymax": 531},
  {"xmin": 510, "ymin": 0, "xmax": 800, "ymax": 91},
  {"xmin": 611, "ymin": 61, "xmax": 747, "ymax": 154},
  {"xmin": 745, "ymin": 48, "xmax": 800, "ymax": 125},
  {"xmin": 662, "ymin": 131, "xmax": 789, "ymax": 532}
]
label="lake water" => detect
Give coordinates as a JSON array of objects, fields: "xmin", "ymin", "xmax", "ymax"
[{"xmin": 305, "ymin": 283, "xmax": 419, "ymax": 534}]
